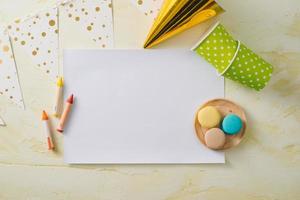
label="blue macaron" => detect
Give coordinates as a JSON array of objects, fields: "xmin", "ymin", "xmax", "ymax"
[{"xmin": 221, "ymin": 114, "xmax": 242, "ymax": 135}]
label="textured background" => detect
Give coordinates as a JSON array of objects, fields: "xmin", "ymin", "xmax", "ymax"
[{"xmin": 0, "ymin": 0, "xmax": 299, "ymax": 199}]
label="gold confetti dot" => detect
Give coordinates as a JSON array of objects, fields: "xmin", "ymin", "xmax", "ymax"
[
  {"xmin": 49, "ymin": 20, "xmax": 56, "ymax": 26},
  {"xmin": 42, "ymin": 32, "xmax": 46, "ymax": 37},
  {"xmin": 87, "ymin": 26, "xmax": 92, "ymax": 31},
  {"xmin": 7, "ymin": 25, "xmax": 12, "ymax": 29},
  {"xmin": 16, "ymin": 28, "xmax": 20, "ymax": 31},
  {"xmin": 48, "ymin": 50, "xmax": 51, "ymax": 53},
  {"xmin": 7, "ymin": 76, "xmax": 10, "ymax": 79},
  {"xmin": 108, "ymin": 3, "xmax": 112, "ymax": 8},
  {"xmin": 102, "ymin": 24, "xmax": 106, "ymax": 28},
  {"xmin": 85, "ymin": 12, "xmax": 88, "ymax": 15},
  {"xmin": 95, "ymin": 7, "xmax": 100, "ymax": 12},
  {"xmin": 21, "ymin": 41, "xmax": 26, "ymax": 45},
  {"xmin": 138, "ymin": 0, "xmax": 143, "ymax": 5},
  {"xmin": 31, "ymin": 36, "xmax": 34, "ymax": 40},
  {"xmin": 46, "ymin": 13, "xmax": 50, "ymax": 17},
  {"xmin": 46, "ymin": 70, "xmax": 50, "ymax": 73},
  {"xmin": 3, "ymin": 45, "xmax": 10, "ymax": 52},
  {"xmin": 14, "ymin": 37, "xmax": 18, "ymax": 41},
  {"xmin": 15, "ymin": 19, "xmax": 20, "ymax": 23},
  {"xmin": 32, "ymin": 50, "xmax": 37, "ymax": 56},
  {"xmin": 68, "ymin": 14, "xmax": 72, "ymax": 18},
  {"xmin": 70, "ymin": 4, "xmax": 73, "ymax": 8},
  {"xmin": 55, "ymin": 29, "xmax": 58, "ymax": 34},
  {"xmin": 75, "ymin": 16, "xmax": 80, "ymax": 21},
  {"xmin": 102, "ymin": 44, "xmax": 106, "ymax": 48},
  {"xmin": 10, "ymin": 96, "xmax": 13, "ymax": 99},
  {"xmin": 81, "ymin": 8, "xmax": 85, "ymax": 12}
]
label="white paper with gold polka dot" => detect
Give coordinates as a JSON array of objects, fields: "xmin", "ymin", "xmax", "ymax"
[
  {"xmin": 0, "ymin": 27, "xmax": 24, "ymax": 109},
  {"xmin": 8, "ymin": 7, "xmax": 59, "ymax": 81},
  {"xmin": 61, "ymin": 0, "xmax": 113, "ymax": 48},
  {"xmin": 131, "ymin": 0, "xmax": 163, "ymax": 19}
]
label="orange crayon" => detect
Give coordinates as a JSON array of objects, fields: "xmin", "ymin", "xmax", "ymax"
[
  {"xmin": 42, "ymin": 111, "xmax": 54, "ymax": 150},
  {"xmin": 57, "ymin": 94, "xmax": 74, "ymax": 133}
]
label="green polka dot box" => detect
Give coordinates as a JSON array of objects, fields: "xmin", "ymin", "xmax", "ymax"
[{"xmin": 192, "ymin": 22, "xmax": 273, "ymax": 91}]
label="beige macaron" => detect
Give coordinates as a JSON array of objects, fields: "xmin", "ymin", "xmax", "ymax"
[{"xmin": 204, "ymin": 128, "xmax": 226, "ymax": 150}]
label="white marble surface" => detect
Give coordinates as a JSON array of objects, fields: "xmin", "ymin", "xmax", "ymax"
[{"xmin": 0, "ymin": 0, "xmax": 299, "ymax": 199}]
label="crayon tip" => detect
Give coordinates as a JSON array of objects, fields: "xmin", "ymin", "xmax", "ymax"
[
  {"xmin": 42, "ymin": 110, "xmax": 49, "ymax": 120},
  {"xmin": 67, "ymin": 94, "xmax": 74, "ymax": 104},
  {"xmin": 57, "ymin": 77, "xmax": 64, "ymax": 87},
  {"xmin": 57, "ymin": 128, "xmax": 63, "ymax": 133}
]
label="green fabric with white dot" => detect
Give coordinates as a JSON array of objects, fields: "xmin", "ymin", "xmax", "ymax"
[{"xmin": 194, "ymin": 23, "xmax": 273, "ymax": 91}]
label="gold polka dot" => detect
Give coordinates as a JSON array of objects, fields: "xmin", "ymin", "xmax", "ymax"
[
  {"xmin": 137, "ymin": 0, "xmax": 143, "ymax": 5},
  {"xmin": 46, "ymin": 13, "xmax": 50, "ymax": 17},
  {"xmin": 68, "ymin": 14, "xmax": 72, "ymax": 18},
  {"xmin": 108, "ymin": 3, "xmax": 112, "ymax": 8},
  {"xmin": 14, "ymin": 37, "xmax": 18, "ymax": 41},
  {"xmin": 70, "ymin": 4, "xmax": 73, "ymax": 8},
  {"xmin": 5, "ymin": 89, "xmax": 8, "ymax": 92},
  {"xmin": 102, "ymin": 44, "xmax": 106, "ymax": 48},
  {"xmin": 87, "ymin": 26, "xmax": 92, "ymax": 31},
  {"xmin": 7, "ymin": 76, "xmax": 10, "ymax": 79},
  {"xmin": 32, "ymin": 50, "xmax": 37, "ymax": 56},
  {"xmin": 15, "ymin": 19, "xmax": 20, "ymax": 23},
  {"xmin": 49, "ymin": 20, "xmax": 56, "ymax": 26},
  {"xmin": 42, "ymin": 32, "xmax": 46, "ymax": 37},
  {"xmin": 3, "ymin": 45, "xmax": 9, "ymax": 52},
  {"xmin": 95, "ymin": 7, "xmax": 100, "ymax": 12},
  {"xmin": 48, "ymin": 50, "xmax": 51, "ymax": 53},
  {"xmin": 102, "ymin": 24, "xmax": 106, "ymax": 28},
  {"xmin": 21, "ymin": 41, "xmax": 26, "ymax": 45},
  {"xmin": 10, "ymin": 96, "xmax": 13, "ymax": 99},
  {"xmin": 55, "ymin": 29, "xmax": 58, "ymax": 34},
  {"xmin": 7, "ymin": 25, "xmax": 12, "ymax": 29},
  {"xmin": 46, "ymin": 70, "xmax": 50, "ymax": 73},
  {"xmin": 85, "ymin": 12, "xmax": 88, "ymax": 15},
  {"xmin": 75, "ymin": 16, "xmax": 80, "ymax": 21}
]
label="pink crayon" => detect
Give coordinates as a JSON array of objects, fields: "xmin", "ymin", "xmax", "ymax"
[{"xmin": 57, "ymin": 94, "xmax": 74, "ymax": 133}]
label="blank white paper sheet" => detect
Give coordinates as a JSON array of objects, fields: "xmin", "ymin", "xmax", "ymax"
[{"xmin": 64, "ymin": 49, "xmax": 225, "ymax": 164}]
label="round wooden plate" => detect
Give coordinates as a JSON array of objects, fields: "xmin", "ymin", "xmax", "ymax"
[{"xmin": 194, "ymin": 99, "xmax": 247, "ymax": 150}]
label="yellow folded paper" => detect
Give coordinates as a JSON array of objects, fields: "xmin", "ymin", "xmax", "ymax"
[{"xmin": 144, "ymin": 0, "xmax": 224, "ymax": 48}]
